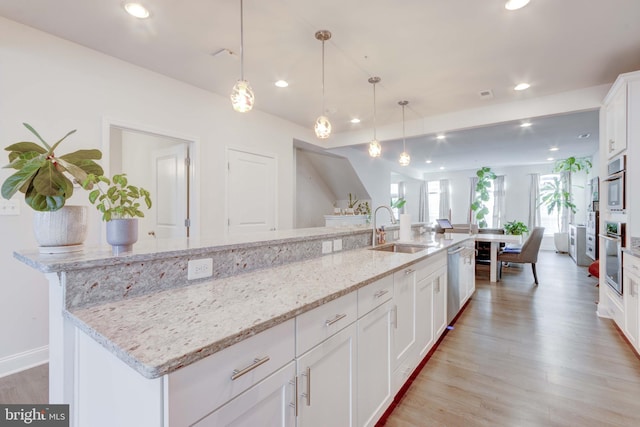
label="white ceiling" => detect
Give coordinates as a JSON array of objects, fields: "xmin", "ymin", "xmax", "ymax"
[{"xmin": 2, "ymin": 0, "xmax": 639, "ymax": 171}]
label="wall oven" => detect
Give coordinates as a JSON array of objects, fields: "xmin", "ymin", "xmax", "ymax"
[
  {"xmin": 600, "ymin": 221, "xmax": 625, "ymax": 295},
  {"xmin": 605, "ymin": 155, "xmax": 625, "ymax": 212}
]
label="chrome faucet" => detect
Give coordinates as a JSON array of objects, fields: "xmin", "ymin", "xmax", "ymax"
[{"xmin": 372, "ymin": 205, "xmax": 397, "ymax": 247}]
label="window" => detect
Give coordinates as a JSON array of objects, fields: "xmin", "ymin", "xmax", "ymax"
[
  {"xmin": 539, "ymin": 173, "xmax": 561, "ymax": 234},
  {"xmin": 427, "ymin": 180, "xmax": 440, "ymax": 225},
  {"xmin": 390, "ymin": 182, "xmax": 404, "ymax": 218}
]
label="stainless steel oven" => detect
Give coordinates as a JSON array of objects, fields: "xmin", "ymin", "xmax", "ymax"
[
  {"xmin": 605, "ymin": 155, "xmax": 625, "ymax": 212},
  {"xmin": 600, "ymin": 221, "xmax": 625, "ymax": 295}
]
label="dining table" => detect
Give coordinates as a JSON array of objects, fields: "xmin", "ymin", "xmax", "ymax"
[{"xmin": 474, "ymin": 233, "xmax": 524, "ymax": 282}]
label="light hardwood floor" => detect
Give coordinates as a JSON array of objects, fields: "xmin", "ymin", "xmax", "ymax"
[
  {"xmin": 0, "ymin": 363, "xmax": 48, "ymax": 404},
  {"xmin": 383, "ymin": 250, "xmax": 640, "ymax": 427}
]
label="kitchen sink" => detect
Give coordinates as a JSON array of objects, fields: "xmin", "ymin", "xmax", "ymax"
[{"xmin": 369, "ymin": 243, "xmax": 430, "ymax": 254}]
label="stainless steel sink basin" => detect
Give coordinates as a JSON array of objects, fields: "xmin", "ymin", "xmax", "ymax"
[{"xmin": 369, "ymin": 243, "xmax": 430, "ymax": 254}]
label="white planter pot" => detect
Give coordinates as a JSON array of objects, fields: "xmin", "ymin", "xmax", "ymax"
[
  {"xmin": 554, "ymin": 232, "xmax": 569, "ymax": 253},
  {"xmin": 106, "ymin": 218, "xmax": 138, "ymax": 255},
  {"xmin": 33, "ymin": 205, "xmax": 88, "ymax": 253}
]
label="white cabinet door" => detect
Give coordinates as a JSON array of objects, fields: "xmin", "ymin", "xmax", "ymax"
[
  {"xmin": 433, "ymin": 268, "xmax": 447, "ymax": 339},
  {"xmin": 195, "ymin": 362, "xmax": 296, "ymax": 427},
  {"xmin": 415, "ymin": 275, "xmax": 434, "ymax": 359},
  {"xmin": 392, "ymin": 267, "xmax": 417, "ymax": 367},
  {"xmin": 297, "ymin": 323, "xmax": 357, "ymax": 427},
  {"xmin": 624, "ymin": 271, "xmax": 640, "ymax": 349},
  {"xmin": 357, "ymin": 301, "xmax": 393, "ymax": 427},
  {"xmin": 460, "ymin": 248, "xmax": 475, "ymax": 304},
  {"xmin": 606, "ymin": 85, "xmax": 627, "ymax": 158}
]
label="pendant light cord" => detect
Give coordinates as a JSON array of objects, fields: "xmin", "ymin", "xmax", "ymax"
[
  {"xmin": 240, "ymin": 0, "xmax": 245, "ymax": 81},
  {"xmin": 402, "ymin": 103, "xmax": 406, "ymax": 151},
  {"xmin": 321, "ymin": 39, "xmax": 326, "ymax": 113},
  {"xmin": 373, "ymin": 82, "xmax": 377, "ymax": 140}
]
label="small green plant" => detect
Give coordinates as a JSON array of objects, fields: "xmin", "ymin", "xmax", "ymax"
[
  {"xmin": 347, "ymin": 193, "xmax": 359, "ymax": 208},
  {"xmin": 355, "ymin": 201, "xmax": 371, "ymax": 216},
  {"xmin": 503, "ymin": 220, "xmax": 529, "ymax": 235},
  {"xmin": 82, "ymin": 173, "xmax": 152, "ymax": 221},
  {"xmin": 391, "ymin": 197, "xmax": 406, "ymax": 210},
  {"xmin": 470, "ymin": 166, "xmax": 496, "ymax": 228},
  {"xmin": 1, "ymin": 123, "xmax": 103, "ymax": 211}
]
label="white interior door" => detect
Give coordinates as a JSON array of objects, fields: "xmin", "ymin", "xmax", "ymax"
[
  {"xmin": 150, "ymin": 144, "xmax": 188, "ymax": 239},
  {"xmin": 227, "ymin": 148, "xmax": 276, "ymax": 234}
]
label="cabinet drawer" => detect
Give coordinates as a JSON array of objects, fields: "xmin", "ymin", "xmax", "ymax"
[
  {"xmin": 624, "ymin": 252, "xmax": 640, "ymax": 274},
  {"xmin": 358, "ymin": 274, "xmax": 393, "ymax": 317},
  {"xmin": 415, "ymin": 251, "xmax": 447, "ymax": 282},
  {"xmin": 167, "ymin": 319, "xmax": 295, "ymax": 427},
  {"xmin": 296, "ymin": 291, "xmax": 357, "ymax": 356}
]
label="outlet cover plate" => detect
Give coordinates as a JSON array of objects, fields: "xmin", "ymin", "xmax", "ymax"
[
  {"xmin": 333, "ymin": 239, "xmax": 343, "ymax": 251},
  {"xmin": 188, "ymin": 258, "xmax": 213, "ymax": 280},
  {"xmin": 322, "ymin": 241, "xmax": 332, "ymax": 254}
]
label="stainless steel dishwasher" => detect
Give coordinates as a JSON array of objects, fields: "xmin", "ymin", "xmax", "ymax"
[{"xmin": 447, "ymin": 245, "xmax": 464, "ymax": 324}]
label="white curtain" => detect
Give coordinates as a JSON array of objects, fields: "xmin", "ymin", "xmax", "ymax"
[
  {"xmin": 468, "ymin": 176, "xmax": 478, "ymax": 224},
  {"xmin": 418, "ymin": 181, "xmax": 429, "ymax": 223},
  {"xmin": 528, "ymin": 173, "xmax": 541, "ymax": 230},
  {"xmin": 398, "ymin": 181, "xmax": 406, "ymax": 215},
  {"xmin": 492, "ymin": 175, "xmax": 505, "ymax": 228},
  {"xmin": 560, "ymin": 171, "xmax": 571, "ymax": 233},
  {"xmin": 439, "ymin": 179, "xmax": 450, "ymax": 220}
]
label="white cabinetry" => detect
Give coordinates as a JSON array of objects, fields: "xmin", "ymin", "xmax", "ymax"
[
  {"xmin": 391, "ymin": 265, "xmax": 418, "ymax": 391},
  {"xmin": 605, "ymin": 83, "xmax": 627, "ymax": 159},
  {"xmin": 296, "ymin": 292, "xmax": 358, "ymax": 427},
  {"xmin": 356, "ymin": 275, "xmax": 393, "ymax": 427},
  {"xmin": 460, "ymin": 246, "xmax": 476, "ymax": 305},
  {"xmin": 623, "ymin": 254, "xmax": 640, "ymax": 352},
  {"xmin": 433, "ymin": 267, "xmax": 447, "ymax": 339}
]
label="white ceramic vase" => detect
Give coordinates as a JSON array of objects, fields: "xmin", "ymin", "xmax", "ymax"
[
  {"xmin": 33, "ymin": 205, "xmax": 88, "ymax": 253},
  {"xmin": 106, "ymin": 218, "xmax": 138, "ymax": 255},
  {"xmin": 554, "ymin": 232, "xmax": 569, "ymax": 253}
]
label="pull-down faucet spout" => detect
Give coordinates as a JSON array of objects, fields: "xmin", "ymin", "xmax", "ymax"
[{"xmin": 372, "ymin": 205, "xmax": 397, "ymax": 247}]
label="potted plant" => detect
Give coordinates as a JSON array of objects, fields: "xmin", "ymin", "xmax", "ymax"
[
  {"xmin": 345, "ymin": 193, "xmax": 359, "ymax": 215},
  {"xmin": 82, "ymin": 173, "xmax": 152, "ymax": 254},
  {"xmin": 539, "ymin": 156, "xmax": 592, "ymax": 252},
  {"xmin": 503, "ymin": 220, "xmax": 529, "ymax": 236},
  {"xmin": 1, "ymin": 123, "xmax": 103, "ymax": 251},
  {"xmin": 470, "ymin": 166, "xmax": 496, "ymax": 228}
]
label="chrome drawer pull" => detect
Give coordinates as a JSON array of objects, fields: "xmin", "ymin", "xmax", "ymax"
[
  {"xmin": 302, "ymin": 367, "xmax": 311, "ymax": 406},
  {"xmin": 405, "ymin": 269, "xmax": 415, "ymax": 275},
  {"xmin": 325, "ymin": 313, "xmax": 347, "ymax": 326},
  {"xmin": 231, "ymin": 356, "xmax": 270, "ymax": 380},
  {"xmin": 289, "ymin": 376, "xmax": 298, "ymax": 416},
  {"xmin": 374, "ymin": 289, "xmax": 389, "ymax": 299}
]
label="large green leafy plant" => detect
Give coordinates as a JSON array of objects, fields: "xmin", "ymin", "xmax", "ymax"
[
  {"xmin": 470, "ymin": 166, "xmax": 496, "ymax": 228},
  {"xmin": 539, "ymin": 176, "xmax": 575, "ymax": 232},
  {"xmin": 82, "ymin": 173, "xmax": 152, "ymax": 221},
  {"xmin": 1, "ymin": 123, "xmax": 103, "ymax": 211},
  {"xmin": 503, "ymin": 220, "xmax": 529, "ymax": 235}
]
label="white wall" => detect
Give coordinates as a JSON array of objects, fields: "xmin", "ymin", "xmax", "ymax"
[
  {"xmin": 0, "ymin": 17, "xmax": 313, "ymax": 376},
  {"xmin": 295, "ymin": 149, "xmax": 337, "ymax": 228}
]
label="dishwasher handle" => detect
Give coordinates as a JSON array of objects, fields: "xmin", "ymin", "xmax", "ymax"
[{"xmin": 448, "ymin": 246, "xmax": 465, "ymax": 255}]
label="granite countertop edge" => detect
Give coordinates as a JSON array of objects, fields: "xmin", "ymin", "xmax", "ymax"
[{"xmin": 63, "ymin": 235, "xmax": 467, "ymax": 380}]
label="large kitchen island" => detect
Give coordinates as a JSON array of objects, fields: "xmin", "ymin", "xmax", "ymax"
[{"xmin": 16, "ymin": 226, "xmax": 476, "ymax": 427}]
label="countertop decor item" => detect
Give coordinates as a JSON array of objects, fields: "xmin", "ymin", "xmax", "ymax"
[
  {"xmin": 82, "ymin": 173, "xmax": 152, "ymax": 254},
  {"xmin": 1, "ymin": 123, "xmax": 103, "ymax": 251}
]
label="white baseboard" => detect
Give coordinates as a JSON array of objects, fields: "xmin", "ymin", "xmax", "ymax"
[{"xmin": 0, "ymin": 346, "xmax": 48, "ymax": 379}]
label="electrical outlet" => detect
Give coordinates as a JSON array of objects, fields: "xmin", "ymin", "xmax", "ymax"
[
  {"xmin": 322, "ymin": 241, "xmax": 333, "ymax": 254},
  {"xmin": 188, "ymin": 258, "xmax": 213, "ymax": 280},
  {"xmin": 393, "ymin": 231, "xmax": 399, "ymax": 240},
  {"xmin": 0, "ymin": 199, "xmax": 20, "ymax": 216},
  {"xmin": 333, "ymin": 239, "xmax": 343, "ymax": 251}
]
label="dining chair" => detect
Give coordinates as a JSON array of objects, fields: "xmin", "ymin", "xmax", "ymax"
[{"xmin": 498, "ymin": 227, "xmax": 545, "ymax": 284}]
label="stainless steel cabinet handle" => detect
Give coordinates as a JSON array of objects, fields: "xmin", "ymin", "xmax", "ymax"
[
  {"xmin": 289, "ymin": 376, "xmax": 298, "ymax": 416},
  {"xmin": 405, "ymin": 268, "xmax": 415, "ymax": 275},
  {"xmin": 231, "ymin": 356, "xmax": 270, "ymax": 380},
  {"xmin": 302, "ymin": 367, "xmax": 311, "ymax": 406},
  {"xmin": 609, "ymin": 139, "xmax": 615, "ymax": 152},
  {"xmin": 374, "ymin": 289, "xmax": 389, "ymax": 299},
  {"xmin": 393, "ymin": 305, "xmax": 398, "ymax": 329},
  {"xmin": 325, "ymin": 313, "xmax": 347, "ymax": 326}
]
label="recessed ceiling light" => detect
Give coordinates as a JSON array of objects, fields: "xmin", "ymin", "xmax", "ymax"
[
  {"xmin": 274, "ymin": 80, "xmax": 288, "ymax": 88},
  {"xmin": 549, "ymin": 147, "xmax": 559, "ymax": 151},
  {"xmin": 505, "ymin": 0, "xmax": 530, "ymax": 11},
  {"xmin": 514, "ymin": 83, "xmax": 531, "ymax": 91},
  {"xmin": 578, "ymin": 133, "xmax": 591, "ymax": 139},
  {"xmin": 436, "ymin": 134, "xmax": 446, "ymax": 140},
  {"xmin": 520, "ymin": 122, "xmax": 532, "ymax": 128},
  {"xmin": 547, "ymin": 157, "xmax": 554, "ymax": 161},
  {"xmin": 425, "ymin": 160, "xmax": 432, "ymax": 164},
  {"xmin": 350, "ymin": 118, "xmax": 361, "ymax": 124},
  {"xmin": 439, "ymin": 166, "xmax": 445, "ymax": 170},
  {"xmin": 124, "ymin": 2, "xmax": 150, "ymax": 18}
]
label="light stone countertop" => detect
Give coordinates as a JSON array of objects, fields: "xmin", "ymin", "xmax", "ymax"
[{"xmin": 66, "ymin": 233, "xmax": 470, "ymax": 379}]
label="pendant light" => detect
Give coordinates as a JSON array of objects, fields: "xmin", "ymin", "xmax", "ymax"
[
  {"xmin": 230, "ymin": 0, "xmax": 254, "ymax": 112},
  {"xmin": 368, "ymin": 77, "xmax": 382, "ymax": 157},
  {"xmin": 314, "ymin": 30, "xmax": 332, "ymax": 139},
  {"xmin": 398, "ymin": 100, "xmax": 410, "ymax": 166}
]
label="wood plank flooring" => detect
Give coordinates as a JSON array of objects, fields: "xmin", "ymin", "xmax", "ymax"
[
  {"xmin": 383, "ymin": 251, "xmax": 640, "ymax": 427},
  {"xmin": 0, "ymin": 363, "xmax": 48, "ymax": 404}
]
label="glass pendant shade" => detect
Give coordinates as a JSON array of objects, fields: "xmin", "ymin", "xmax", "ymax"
[
  {"xmin": 399, "ymin": 151, "xmax": 411, "ymax": 166},
  {"xmin": 230, "ymin": 80, "xmax": 255, "ymax": 113},
  {"xmin": 315, "ymin": 115, "xmax": 332, "ymax": 139},
  {"xmin": 369, "ymin": 140, "xmax": 382, "ymax": 157}
]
